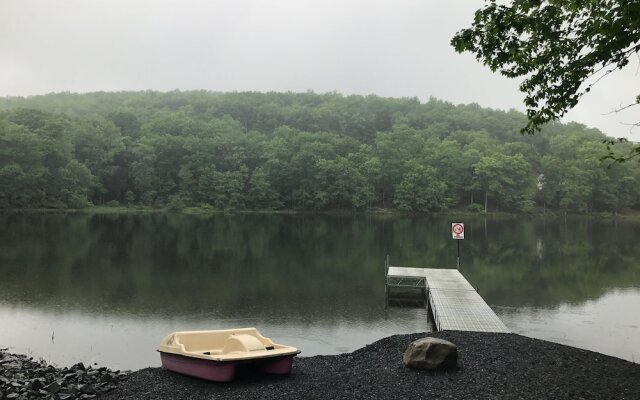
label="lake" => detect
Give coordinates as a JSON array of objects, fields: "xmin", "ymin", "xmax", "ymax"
[{"xmin": 1, "ymin": 213, "xmax": 639, "ymax": 370}]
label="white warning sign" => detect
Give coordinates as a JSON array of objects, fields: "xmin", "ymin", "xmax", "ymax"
[{"xmin": 452, "ymin": 223, "xmax": 464, "ymax": 239}]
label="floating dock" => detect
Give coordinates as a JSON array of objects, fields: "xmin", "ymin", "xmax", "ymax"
[{"xmin": 385, "ymin": 264, "xmax": 509, "ymax": 333}]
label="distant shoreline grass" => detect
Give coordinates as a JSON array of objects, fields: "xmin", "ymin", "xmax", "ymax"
[{"xmin": 2, "ymin": 205, "xmax": 640, "ymax": 220}]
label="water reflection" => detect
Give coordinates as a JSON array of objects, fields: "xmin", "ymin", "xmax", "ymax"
[
  {"xmin": 500, "ymin": 289, "xmax": 640, "ymax": 363},
  {"xmin": 0, "ymin": 304, "xmax": 430, "ymax": 370},
  {"xmin": 0, "ymin": 213, "xmax": 639, "ymax": 368}
]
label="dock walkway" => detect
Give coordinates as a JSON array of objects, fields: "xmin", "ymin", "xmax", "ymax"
[{"xmin": 386, "ymin": 266, "xmax": 509, "ymax": 333}]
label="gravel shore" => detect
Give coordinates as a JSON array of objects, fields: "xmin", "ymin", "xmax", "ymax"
[
  {"xmin": 106, "ymin": 331, "xmax": 640, "ymax": 400},
  {"xmin": 0, "ymin": 350, "xmax": 127, "ymax": 399},
  {"xmin": 4, "ymin": 332, "xmax": 640, "ymax": 399}
]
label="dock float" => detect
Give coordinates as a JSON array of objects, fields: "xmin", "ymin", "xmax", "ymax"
[{"xmin": 386, "ymin": 265, "xmax": 509, "ymax": 333}]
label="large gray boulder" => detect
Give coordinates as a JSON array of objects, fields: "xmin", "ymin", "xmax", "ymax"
[{"xmin": 403, "ymin": 337, "xmax": 458, "ymax": 370}]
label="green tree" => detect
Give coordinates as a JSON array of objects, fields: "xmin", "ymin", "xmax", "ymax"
[
  {"xmin": 393, "ymin": 162, "xmax": 449, "ymax": 212},
  {"xmin": 374, "ymin": 124, "xmax": 426, "ymax": 206},
  {"xmin": 60, "ymin": 159, "xmax": 94, "ymax": 208},
  {"xmin": 131, "ymin": 134, "xmax": 188, "ymax": 206},
  {"xmin": 198, "ymin": 166, "xmax": 247, "ymax": 210},
  {"xmin": 2, "ymin": 90, "xmax": 640, "ymax": 213},
  {"xmin": 107, "ymin": 111, "xmax": 141, "ymax": 138},
  {"xmin": 315, "ymin": 154, "xmax": 374, "ymax": 210},
  {"xmin": 539, "ymin": 132, "xmax": 608, "ymax": 212},
  {"xmin": 72, "ymin": 120, "xmax": 125, "ymax": 204},
  {"xmin": 452, "ymin": 0, "xmax": 640, "ymax": 134},
  {"xmin": 246, "ymin": 167, "xmax": 280, "ymax": 209},
  {"xmin": 0, "ymin": 120, "xmax": 45, "ymax": 207},
  {"xmin": 473, "ymin": 153, "xmax": 534, "ymax": 212}
]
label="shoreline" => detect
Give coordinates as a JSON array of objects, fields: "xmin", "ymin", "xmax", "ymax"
[
  {"xmin": 0, "ymin": 206, "xmax": 637, "ymax": 221},
  {"xmin": 4, "ymin": 332, "xmax": 639, "ymax": 399}
]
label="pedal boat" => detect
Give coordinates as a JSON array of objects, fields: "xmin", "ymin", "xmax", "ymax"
[{"xmin": 158, "ymin": 327, "xmax": 300, "ymax": 382}]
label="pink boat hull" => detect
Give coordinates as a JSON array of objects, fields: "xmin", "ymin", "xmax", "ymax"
[{"xmin": 160, "ymin": 352, "xmax": 296, "ymax": 382}]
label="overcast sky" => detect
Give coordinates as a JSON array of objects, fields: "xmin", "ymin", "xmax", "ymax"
[{"xmin": 1, "ymin": 0, "xmax": 638, "ymax": 138}]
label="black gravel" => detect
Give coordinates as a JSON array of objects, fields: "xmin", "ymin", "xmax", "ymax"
[
  {"xmin": 100, "ymin": 331, "xmax": 640, "ymax": 400},
  {"xmin": 0, "ymin": 349, "xmax": 127, "ymax": 399}
]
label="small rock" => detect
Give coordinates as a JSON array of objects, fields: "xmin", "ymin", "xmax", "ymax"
[
  {"xmin": 6, "ymin": 393, "xmax": 19, "ymax": 399},
  {"xmin": 71, "ymin": 363, "xmax": 86, "ymax": 371},
  {"xmin": 78, "ymin": 384, "xmax": 96, "ymax": 395},
  {"xmin": 403, "ymin": 337, "xmax": 458, "ymax": 370},
  {"xmin": 59, "ymin": 394, "xmax": 76, "ymax": 400},
  {"xmin": 29, "ymin": 378, "xmax": 45, "ymax": 390},
  {"xmin": 45, "ymin": 381, "xmax": 61, "ymax": 394},
  {"xmin": 75, "ymin": 372, "xmax": 85, "ymax": 383},
  {"xmin": 2, "ymin": 362, "xmax": 22, "ymax": 369},
  {"xmin": 63, "ymin": 373, "xmax": 77, "ymax": 382}
]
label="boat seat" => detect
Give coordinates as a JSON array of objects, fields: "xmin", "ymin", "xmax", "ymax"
[{"xmin": 222, "ymin": 334, "xmax": 266, "ymax": 354}]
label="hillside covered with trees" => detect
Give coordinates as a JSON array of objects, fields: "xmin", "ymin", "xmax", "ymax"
[{"xmin": 0, "ymin": 91, "xmax": 638, "ymax": 213}]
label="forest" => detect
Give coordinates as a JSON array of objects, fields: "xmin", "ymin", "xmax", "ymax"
[{"xmin": 0, "ymin": 91, "xmax": 638, "ymax": 213}]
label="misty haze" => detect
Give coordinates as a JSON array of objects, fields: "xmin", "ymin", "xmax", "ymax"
[{"xmin": 1, "ymin": 1, "xmax": 639, "ymax": 399}]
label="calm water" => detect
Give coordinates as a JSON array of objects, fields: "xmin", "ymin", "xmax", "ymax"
[{"xmin": 1, "ymin": 213, "xmax": 639, "ymax": 369}]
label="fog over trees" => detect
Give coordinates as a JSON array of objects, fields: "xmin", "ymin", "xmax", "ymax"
[{"xmin": 1, "ymin": 91, "xmax": 638, "ymax": 213}]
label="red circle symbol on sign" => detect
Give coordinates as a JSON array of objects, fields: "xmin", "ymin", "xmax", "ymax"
[{"xmin": 452, "ymin": 224, "xmax": 464, "ymax": 234}]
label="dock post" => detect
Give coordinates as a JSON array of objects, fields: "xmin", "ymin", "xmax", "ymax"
[{"xmin": 384, "ymin": 255, "xmax": 389, "ymax": 314}]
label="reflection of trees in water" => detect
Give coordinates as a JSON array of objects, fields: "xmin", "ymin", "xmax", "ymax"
[
  {"xmin": 0, "ymin": 214, "xmax": 386, "ymax": 319},
  {"xmin": 464, "ymin": 218, "xmax": 640, "ymax": 307},
  {"xmin": 0, "ymin": 214, "xmax": 639, "ymax": 316}
]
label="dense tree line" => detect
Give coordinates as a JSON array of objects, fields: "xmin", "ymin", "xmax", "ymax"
[{"xmin": 0, "ymin": 91, "xmax": 638, "ymax": 213}]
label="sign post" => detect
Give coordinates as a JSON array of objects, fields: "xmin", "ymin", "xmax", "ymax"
[{"xmin": 451, "ymin": 223, "xmax": 464, "ymax": 269}]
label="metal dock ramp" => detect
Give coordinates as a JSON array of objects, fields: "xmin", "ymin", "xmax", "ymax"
[{"xmin": 386, "ymin": 266, "xmax": 509, "ymax": 333}]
